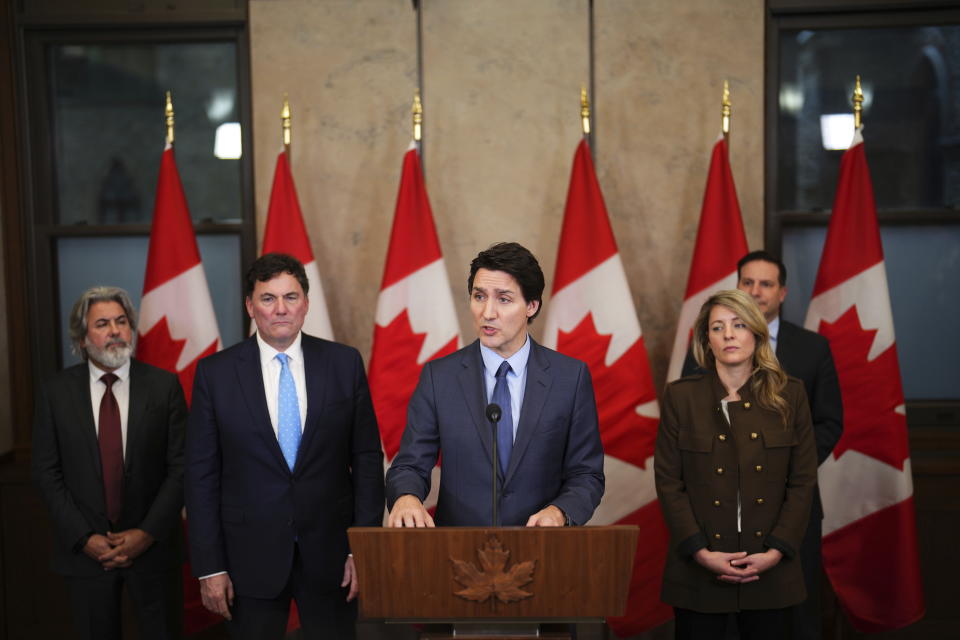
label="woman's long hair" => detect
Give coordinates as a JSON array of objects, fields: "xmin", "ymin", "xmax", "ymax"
[{"xmin": 691, "ymin": 289, "xmax": 790, "ymax": 425}]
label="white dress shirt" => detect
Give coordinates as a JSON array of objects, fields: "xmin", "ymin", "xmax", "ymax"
[
  {"xmin": 88, "ymin": 359, "xmax": 131, "ymax": 459},
  {"xmin": 768, "ymin": 314, "xmax": 781, "ymax": 348},
  {"xmin": 255, "ymin": 331, "xmax": 308, "ymax": 436}
]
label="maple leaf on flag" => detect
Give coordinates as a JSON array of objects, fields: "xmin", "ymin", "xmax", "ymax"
[
  {"xmin": 370, "ymin": 309, "xmax": 458, "ymax": 459},
  {"xmin": 556, "ymin": 314, "xmax": 657, "ymax": 469},
  {"xmin": 817, "ymin": 305, "xmax": 909, "ymax": 469},
  {"xmin": 450, "ymin": 537, "xmax": 536, "ymax": 604},
  {"xmin": 137, "ymin": 316, "xmax": 187, "ymax": 373},
  {"xmin": 137, "ymin": 315, "xmax": 216, "ymax": 406},
  {"xmin": 136, "ymin": 316, "xmax": 215, "ymax": 405}
]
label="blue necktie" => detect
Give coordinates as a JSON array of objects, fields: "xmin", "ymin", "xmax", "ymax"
[
  {"xmin": 492, "ymin": 360, "xmax": 513, "ymax": 475},
  {"xmin": 276, "ymin": 353, "xmax": 301, "ymax": 470}
]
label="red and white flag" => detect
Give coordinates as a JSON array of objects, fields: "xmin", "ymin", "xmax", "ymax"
[
  {"xmin": 137, "ymin": 141, "xmax": 222, "ymax": 634},
  {"xmin": 666, "ymin": 137, "xmax": 748, "ymax": 381},
  {"xmin": 138, "ymin": 142, "xmax": 221, "ymax": 405},
  {"xmin": 804, "ymin": 128, "xmax": 924, "ymax": 632},
  {"xmin": 542, "ymin": 139, "xmax": 670, "ymax": 636},
  {"xmin": 258, "ymin": 150, "xmax": 333, "ymax": 339},
  {"xmin": 368, "ymin": 144, "xmax": 460, "ymax": 501}
]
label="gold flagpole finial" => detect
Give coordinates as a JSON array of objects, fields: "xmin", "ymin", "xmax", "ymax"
[
  {"xmin": 412, "ymin": 89, "xmax": 423, "ymax": 142},
  {"xmin": 852, "ymin": 75, "xmax": 864, "ymax": 129},
  {"xmin": 165, "ymin": 91, "xmax": 175, "ymax": 144},
  {"xmin": 580, "ymin": 86, "xmax": 591, "ymax": 135},
  {"xmin": 721, "ymin": 80, "xmax": 731, "ymax": 137},
  {"xmin": 282, "ymin": 94, "xmax": 292, "ymax": 148}
]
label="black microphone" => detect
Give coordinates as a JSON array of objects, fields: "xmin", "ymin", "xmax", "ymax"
[{"xmin": 485, "ymin": 403, "xmax": 502, "ymax": 527}]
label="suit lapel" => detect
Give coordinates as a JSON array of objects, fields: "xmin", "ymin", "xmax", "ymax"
[
  {"xmin": 236, "ymin": 337, "xmax": 290, "ymax": 473},
  {"xmin": 458, "ymin": 341, "xmax": 495, "ymax": 468},
  {"xmin": 504, "ymin": 339, "xmax": 552, "ymax": 486},
  {"xmin": 775, "ymin": 319, "xmax": 792, "ymax": 368},
  {"xmin": 69, "ymin": 364, "xmax": 102, "ymax": 479},
  {"xmin": 296, "ymin": 335, "xmax": 328, "ymax": 474},
  {"xmin": 125, "ymin": 360, "xmax": 150, "ymax": 472}
]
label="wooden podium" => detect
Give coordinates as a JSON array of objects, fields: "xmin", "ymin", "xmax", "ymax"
[{"xmin": 348, "ymin": 526, "xmax": 638, "ymax": 638}]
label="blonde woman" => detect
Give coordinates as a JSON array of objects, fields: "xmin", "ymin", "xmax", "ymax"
[{"xmin": 655, "ymin": 289, "xmax": 816, "ymax": 639}]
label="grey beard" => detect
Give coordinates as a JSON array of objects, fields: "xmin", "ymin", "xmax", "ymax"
[{"xmin": 86, "ymin": 337, "xmax": 135, "ymax": 369}]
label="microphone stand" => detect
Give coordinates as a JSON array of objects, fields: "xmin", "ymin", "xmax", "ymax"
[{"xmin": 486, "ymin": 403, "xmax": 502, "ymax": 527}]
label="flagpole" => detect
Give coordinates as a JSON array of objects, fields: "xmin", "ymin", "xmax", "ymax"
[
  {"xmin": 852, "ymin": 75, "xmax": 863, "ymax": 130},
  {"xmin": 721, "ymin": 80, "xmax": 731, "ymax": 141},
  {"xmin": 165, "ymin": 91, "xmax": 175, "ymax": 145}
]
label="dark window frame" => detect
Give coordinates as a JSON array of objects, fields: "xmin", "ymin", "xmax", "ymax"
[
  {"xmin": 17, "ymin": 23, "xmax": 256, "ymax": 383},
  {"xmin": 765, "ymin": 1, "xmax": 960, "ymax": 427}
]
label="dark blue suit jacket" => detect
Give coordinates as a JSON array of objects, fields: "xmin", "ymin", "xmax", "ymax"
[
  {"xmin": 386, "ymin": 339, "xmax": 604, "ymax": 526},
  {"xmin": 185, "ymin": 334, "xmax": 384, "ymax": 599}
]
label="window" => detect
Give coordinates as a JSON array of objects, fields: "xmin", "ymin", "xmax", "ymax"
[
  {"xmin": 767, "ymin": 4, "xmax": 960, "ymax": 415},
  {"xmin": 22, "ymin": 27, "xmax": 254, "ymax": 373}
]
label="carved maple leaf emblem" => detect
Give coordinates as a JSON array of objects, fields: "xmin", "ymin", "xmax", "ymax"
[{"xmin": 450, "ymin": 537, "xmax": 536, "ymax": 604}]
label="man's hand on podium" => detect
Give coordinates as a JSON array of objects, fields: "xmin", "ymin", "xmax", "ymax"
[
  {"xmin": 525, "ymin": 504, "xmax": 565, "ymax": 527},
  {"xmin": 387, "ymin": 494, "xmax": 436, "ymax": 528}
]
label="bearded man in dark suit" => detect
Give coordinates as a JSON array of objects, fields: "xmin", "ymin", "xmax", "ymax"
[{"xmin": 33, "ymin": 285, "xmax": 187, "ymax": 640}]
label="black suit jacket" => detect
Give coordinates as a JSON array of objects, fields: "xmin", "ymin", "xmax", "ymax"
[
  {"xmin": 32, "ymin": 359, "xmax": 187, "ymax": 577},
  {"xmin": 681, "ymin": 318, "xmax": 843, "ymax": 519},
  {"xmin": 185, "ymin": 334, "xmax": 384, "ymax": 599}
]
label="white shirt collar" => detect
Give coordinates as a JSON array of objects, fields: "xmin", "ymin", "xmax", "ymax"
[
  {"xmin": 479, "ymin": 334, "xmax": 531, "ymax": 378},
  {"xmin": 768, "ymin": 315, "xmax": 781, "ymax": 343},
  {"xmin": 255, "ymin": 330, "xmax": 304, "ymax": 364},
  {"xmin": 88, "ymin": 357, "xmax": 131, "ymax": 383}
]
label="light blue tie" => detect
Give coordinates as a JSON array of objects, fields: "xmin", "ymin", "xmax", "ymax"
[
  {"xmin": 276, "ymin": 353, "xmax": 301, "ymax": 470},
  {"xmin": 492, "ymin": 361, "xmax": 513, "ymax": 475}
]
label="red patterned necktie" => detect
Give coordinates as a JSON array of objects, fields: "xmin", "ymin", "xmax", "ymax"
[{"xmin": 98, "ymin": 373, "xmax": 123, "ymax": 527}]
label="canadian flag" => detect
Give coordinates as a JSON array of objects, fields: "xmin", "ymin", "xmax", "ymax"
[
  {"xmin": 666, "ymin": 137, "xmax": 748, "ymax": 381},
  {"xmin": 137, "ymin": 142, "xmax": 222, "ymax": 634},
  {"xmin": 257, "ymin": 150, "xmax": 334, "ymax": 339},
  {"xmin": 805, "ymin": 128, "xmax": 924, "ymax": 632},
  {"xmin": 368, "ymin": 143, "xmax": 460, "ymax": 500},
  {"xmin": 138, "ymin": 142, "xmax": 221, "ymax": 404},
  {"xmin": 542, "ymin": 139, "xmax": 670, "ymax": 636}
]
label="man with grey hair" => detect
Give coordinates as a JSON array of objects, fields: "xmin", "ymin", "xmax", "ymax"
[{"xmin": 33, "ymin": 285, "xmax": 187, "ymax": 640}]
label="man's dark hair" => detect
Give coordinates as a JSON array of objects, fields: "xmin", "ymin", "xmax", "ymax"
[
  {"xmin": 467, "ymin": 242, "xmax": 544, "ymax": 324},
  {"xmin": 737, "ymin": 250, "xmax": 787, "ymax": 286},
  {"xmin": 245, "ymin": 253, "xmax": 309, "ymax": 298}
]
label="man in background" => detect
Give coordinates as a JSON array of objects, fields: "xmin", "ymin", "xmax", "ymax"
[{"xmin": 33, "ymin": 286, "xmax": 187, "ymax": 640}]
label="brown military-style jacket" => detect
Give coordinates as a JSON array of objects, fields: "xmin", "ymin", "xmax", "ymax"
[{"xmin": 654, "ymin": 371, "xmax": 817, "ymax": 613}]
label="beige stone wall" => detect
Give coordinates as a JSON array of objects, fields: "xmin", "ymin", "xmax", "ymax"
[
  {"xmin": 249, "ymin": 0, "xmax": 764, "ymax": 390},
  {"xmin": 593, "ymin": 0, "xmax": 765, "ymax": 384}
]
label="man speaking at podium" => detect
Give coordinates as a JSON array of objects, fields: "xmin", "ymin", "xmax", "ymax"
[{"xmin": 386, "ymin": 242, "xmax": 604, "ymax": 528}]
